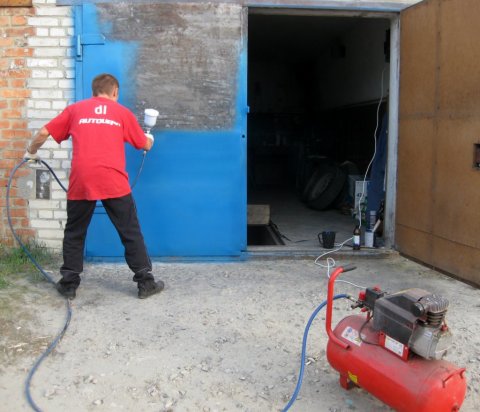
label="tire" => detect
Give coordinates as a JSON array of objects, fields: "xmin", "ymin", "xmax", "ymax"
[
  {"xmin": 301, "ymin": 160, "xmax": 330, "ymax": 202},
  {"xmin": 305, "ymin": 164, "xmax": 347, "ymax": 210},
  {"xmin": 296, "ymin": 160, "xmax": 316, "ymax": 200},
  {"xmin": 297, "ymin": 155, "xmax": 324, "ymax": 201},
  {"xmin": 339, "ymin": 160, "xmax": 359, "ymax": 176}
]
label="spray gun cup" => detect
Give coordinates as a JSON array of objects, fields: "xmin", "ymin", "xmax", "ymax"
[{"xmin": 144, "ymin": 108, "xmax": 159, "ymax": 129}]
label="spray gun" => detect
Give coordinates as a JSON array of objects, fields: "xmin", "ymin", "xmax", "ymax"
[
  {"xmin": 142, "ymin": 108, "xmax": 159, "ymax": 154},
  {"xmin": 131, "ymin": 108, "xmax": 159, "ymax": 188}
]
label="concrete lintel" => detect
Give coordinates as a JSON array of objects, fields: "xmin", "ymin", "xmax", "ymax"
[{"xmin": 57, "ymin": 1, "xmax": 421, "ymax": 13}]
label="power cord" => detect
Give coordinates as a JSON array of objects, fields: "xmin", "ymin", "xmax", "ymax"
[
  {"xmin": 314, "ymin": 65, "xmax": 387, "ymax": 289},
  {"xmin": 356, "ymin": 65, "xmax": 387, "ymax": 229},
  {"xmin": 270, "ymin": 220, "xmax": 309, "ymax": 244},
  {"xmin": 314, "ymin": 236, "xmax": 366, "ymax": 289},
  {"xmin": 358, "ymin": 317, "xmax": 380, "ymax": 346}
]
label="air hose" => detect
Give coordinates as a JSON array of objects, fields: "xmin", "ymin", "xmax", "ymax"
[
  {"xmin": 7, "ymin": 153, "xmax": 148, "ymax": 411},
  {"xmin": 7, "ymin": 159, "xmax": 71, "ymax": 412},
  {"xmin": 281, "ymin": 293, "xmax": 349, "ymax": 412},
  {"xmin": 130, "ymin": 151, "xmax": 146, "ymax": 189}
]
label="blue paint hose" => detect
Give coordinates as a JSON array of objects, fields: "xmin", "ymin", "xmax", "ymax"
[
  {"xmin": 7, "ymin": 159, "xmax": 71, "ymax": 412},
  {"xmin": 7, "ymin": 151, "xmax": 146, "ymax": 410}
]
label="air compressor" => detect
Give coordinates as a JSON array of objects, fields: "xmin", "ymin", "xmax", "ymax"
[{"xmin": 325, "ymin": 266, "xmax": 467, "ymax": 412}]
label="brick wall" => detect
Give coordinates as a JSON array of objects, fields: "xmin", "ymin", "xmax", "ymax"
[{"xmin": 0, "ymin": 0, "xmax": 74, "ymax": 250}]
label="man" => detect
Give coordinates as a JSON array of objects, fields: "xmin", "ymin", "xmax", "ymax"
[{"xmin": 24, "ymin": 73, "xmax": 164, "ymax": 300}]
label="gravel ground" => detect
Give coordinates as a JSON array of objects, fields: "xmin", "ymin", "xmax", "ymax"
[{"xmin": 0, "ymin": 253, "xmax": 479, "ymax": 411}]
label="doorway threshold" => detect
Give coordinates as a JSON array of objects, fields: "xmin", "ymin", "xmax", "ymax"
[{"xmin": 246, "ymin": 245, "xmax": 395, "ymax": 260}]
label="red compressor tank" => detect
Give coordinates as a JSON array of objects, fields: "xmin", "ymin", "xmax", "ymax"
[{"xmin": 325, "ymin": 266, "xmax": 467, "ymax": 412}]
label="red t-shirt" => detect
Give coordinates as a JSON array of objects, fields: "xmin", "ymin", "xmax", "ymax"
[{"xmin": 46, "ymin": 97, "xmax": 147, "ymax": 200}]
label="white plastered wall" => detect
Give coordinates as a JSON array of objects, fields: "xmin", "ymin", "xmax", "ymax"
[{"xmin": 26, "ymin": 0, "xmax": 74, "ymax": 250}]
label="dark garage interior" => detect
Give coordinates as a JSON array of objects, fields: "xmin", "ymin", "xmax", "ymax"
[{"xmin": 247, "ymin": 12, "xmax": 390, "ymax": 248}]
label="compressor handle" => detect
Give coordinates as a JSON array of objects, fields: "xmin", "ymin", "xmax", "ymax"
[{"xmin": 326, "ymin": 266, "xmax": 350, "ymax": 350}]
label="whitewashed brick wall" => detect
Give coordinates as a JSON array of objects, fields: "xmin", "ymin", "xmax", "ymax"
[{"xmin": 27, "ymin": 0, "xmax": 74, "ymax": 250}]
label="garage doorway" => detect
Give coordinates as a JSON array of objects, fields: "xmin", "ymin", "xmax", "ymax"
[{"xmin": 247, "ymin": 10, "xmax": 393, "ymax": 250}]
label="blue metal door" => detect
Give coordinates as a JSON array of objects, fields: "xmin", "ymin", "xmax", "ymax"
[{"xmin": 76, "ymin": 4, "xmax": 247, "ymax": 259}]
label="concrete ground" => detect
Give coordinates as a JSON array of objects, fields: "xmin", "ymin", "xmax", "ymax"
[{"xmin": 0, "ymin": 253, "xmax": 479, "ymax": 412}]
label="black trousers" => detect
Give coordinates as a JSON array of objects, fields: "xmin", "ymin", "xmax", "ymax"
[{"xmin": 59, "ymin": 193, "xmax": 153, "ymax": 288}]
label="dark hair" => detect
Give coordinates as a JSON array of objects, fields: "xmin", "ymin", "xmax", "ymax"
[{"xmin": 91, "ymin": 73, "xmax": 119, "ymax": 97}]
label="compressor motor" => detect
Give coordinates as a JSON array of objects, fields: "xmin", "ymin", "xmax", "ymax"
[
  {"xmin": 356, "ymin": 286, "xmax": 452, "ymax": 361},
  {"xmin": 325, "ymin": 266, "xmax": 467, "ymax": 412}
]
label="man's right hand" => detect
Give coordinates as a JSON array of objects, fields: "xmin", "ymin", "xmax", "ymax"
[{"xmin": 144, "ymin": 133, "xmax": 154, "ymax": 151}]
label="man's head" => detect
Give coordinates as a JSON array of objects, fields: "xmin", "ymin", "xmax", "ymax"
[{"xmin": 92, "ymin": 73, "xmax": 119, "ymax": 101}]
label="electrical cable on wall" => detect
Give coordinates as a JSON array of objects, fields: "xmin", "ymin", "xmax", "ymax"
[
  {"xmin": 355, "ymin": 65, "xmax": 387, "ymax": 229},
  {"xmin": 314, "ymin": 65, "xmax": 388, "ymax": 283}
]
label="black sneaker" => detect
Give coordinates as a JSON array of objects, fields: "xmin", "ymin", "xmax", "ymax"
[
  {"xmin": 56, "ymin": 282, "xmax": 76, "ymax": 299},
  {"xmin": 138, "ymin": 280, "xmax": 165, "ymax": 299}
]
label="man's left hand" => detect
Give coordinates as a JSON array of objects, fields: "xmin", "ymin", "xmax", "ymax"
[{"xmin": 24, "ymin": 150, "xmax": 40, "ymax": 162}]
